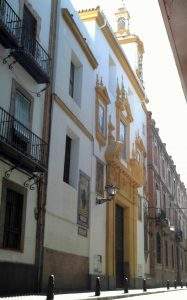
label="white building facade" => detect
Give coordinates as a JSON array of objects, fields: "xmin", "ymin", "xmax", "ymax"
[
  {"xmin": 43, "ymin": 0, "xmax": 148, "ymax": 291},
  {"xmin": 0, "ymin": 0, "xmax": 52, "ymax": 295}
]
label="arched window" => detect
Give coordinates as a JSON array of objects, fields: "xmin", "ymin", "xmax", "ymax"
[{"xmin": 156, "ymin": 232, "xmax": 161, "ymax": 264}]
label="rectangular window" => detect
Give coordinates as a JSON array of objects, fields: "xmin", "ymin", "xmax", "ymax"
[
  {"xmin": 138, "ymin": 195, "xmax": 142, "ymax": 221},
  {"xmin": 69, "ymin": 62, "xmax": 75, "ymax": 98},
  {"xmin": 10, "ymin": 81, "xmax": 33, "ymax": 153},
  {"xmin": 98, "ymin": 103, "xmax": 105, "ymax": 135},
  {"xmin": 11, "ymin": 81, "xmax": 32, "ymax": 129},
  {"xmin": 120, "ymin": 121, "xmax": 127, "ymax": 160},
  {"xmin": 3, "ymin": 189, "xmax": 23, "ymax": 250},
  {"xmin": 96, "ymin": 160, "xmax": 104, "ymax": 196},
  {"xmin": 69, "ymin": 52, "xmax": 83, "ymax": 105},
  {"xmin": 63, "ymin": 135, "xmax": 72, "ymax": 184},
  {"xmin": 22, "ymin": 5, "xmax": 37, "ymax": 56},
  {"xmin": 172, "ymin": 244, "xmax": 174, "ymax": 269},
  {"xmin": 14, "ymin": 90, "xmax": 31, "ymax": 128},
  {"xmin": 165, "ymin": 241, "xmax": 168, "ymax": 267},
  {"xmin": 0, "ymin": 180, "xmax": 26, "ymax": 252}
]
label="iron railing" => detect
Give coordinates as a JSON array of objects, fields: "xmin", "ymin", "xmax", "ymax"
[
  {"xmin": 21, "ymin": 29, "xmax": 50, "ymax": 75},
  {"xmin": 0, "ymin": 106, "xmax": 48, "ymax": 170},
  {"xmin": 0, "ymin": 0, "xmax": 22, "ymax": 43}
]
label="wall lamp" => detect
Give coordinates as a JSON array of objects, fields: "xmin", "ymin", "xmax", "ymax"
[{"xmin": 96, "ymin": 184, "xmax": 118, "ymax": 205}]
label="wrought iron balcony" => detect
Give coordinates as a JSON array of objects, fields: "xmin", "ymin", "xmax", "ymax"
[
  {"xmin": 0, "ymin": 106, "xmax": 48, "ymax": 173},
  {"xmin": 155, "ymin": 209, "xmax": 168, "ymax": 226},
  {"xmin": 0, "ymin": 0, "xmax": 50, "ymax": 83},
  {"xmin": 0, "ymin": 0, "xmax": 22, "ymax": 48},
  {"xmin": 176, "ymin": 229, "xmax": 183, "ymax": 242},
  {"xmin": 12, "ymin": 31, "xmax": 50, "ymax": 83}
]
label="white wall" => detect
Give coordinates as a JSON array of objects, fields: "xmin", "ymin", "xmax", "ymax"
[
  {"xmin": 45, "ymin": 102, "xmax": 93, "ymax": 257},
  {"xmin": 0, "ymin": 161, "xmax": 37, "ymax": 264},
  {"xmin": 0, "ymin": 0, "xmax": 51, "ymax": 265}
]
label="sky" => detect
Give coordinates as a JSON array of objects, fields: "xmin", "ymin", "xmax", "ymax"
[{"xmin": 72, "ymin": 0, "xmax": 187, "ymax": 186}]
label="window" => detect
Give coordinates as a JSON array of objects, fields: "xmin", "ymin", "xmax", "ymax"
[
  {"xmin": 138, "ymin": 195, "xmax": 142, "ymax": 221},
  {"xmin": 15, "ymin": 90, "xmax": 31, "ymax": 127},
  {"xmin": 120, "ymin": 121, "xmax": 127, "ymax": 160},
  {"xmin": 11, "ymin": 80, "xmax": 32, "ymax": 129},
  {"xmin": 162, "ymin": 157, "xmax": 165, "ymax": 178},
  {"xmin": 95, "ymin": 79, "xmax": 109, "ymax": 146},
  {"xmin": 154, "ymin": 144, "xmax": 158, "ymax": 166},
  {"xmin": 98, "ymin": 103, "xmax": 105, "ymax": 135},
  {"xmin": 63, "ymin": 135, "xmax": 72, "ymax": 184},
  {"xmin": 0, "ymin": 180, "xmax": 26, "ymax": 251},
  {"xmin": 163, "ymin": 193, "xmax": 166, "ymax": 213},
  {"xmin": 10, "ymin": 81, "xmax": 33, "ymax": 153},
  {"xmin": 63, "ymin": 131, "xmax": 79, "ymax": 188},
  {"xmin": 22, "ymin": 5, "xmax": 37, "ymax": 55},
  {"xmin": 171, "ymin": 244, "xmax": 174, "ymax": 268},
  {"xmin": 156, "ymin": 232, "xmax": 161, "ymax": 264},
  {"xmin": 69, "ymin": 62, "xmax": 75, "ymax": 98},
  {"xmin": 165, "ymin": 241, "xmax": 168, "ymax": 267},
  {"xmin": 69, "ymin": 52, "xmax": 83, "ymax": 105},
  {"xmin": 168, "ymin": 170, "xmax": 171, "ymax": 187},
  {"xmin": 96, "ymin": 160, "xmax": 104, "ymax": 196}
]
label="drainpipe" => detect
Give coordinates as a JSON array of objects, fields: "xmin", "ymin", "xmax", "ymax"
[{"xmin": 35, "ymin": 0, "xmax": 59, "ymax": 293}]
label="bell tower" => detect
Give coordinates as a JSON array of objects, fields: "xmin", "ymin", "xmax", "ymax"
[
  {"xmin": 115, "ymin": 1, "xmax": 144, "ymax": 86},
  {"xmin": 115, "ymin": 1, "xmax": 130, "ymax": 36}
]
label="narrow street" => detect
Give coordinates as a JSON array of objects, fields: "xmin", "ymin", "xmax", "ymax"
[{"xmin": 120, "ymin": 290, "xmax": 187, "ymax": 300}]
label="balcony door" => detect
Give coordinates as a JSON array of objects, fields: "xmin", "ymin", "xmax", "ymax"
[
  {"xmin": 10, "ymin": 82, "xmax": 33, "ymax": 154},
  {"xmin": 22, "ymin": 5, "xmax": 37, "ymax": 56}
]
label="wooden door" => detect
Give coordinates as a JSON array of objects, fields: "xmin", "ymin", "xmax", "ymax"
[{"xmin": 115, "ymin": 205, "xmax": 124, "ymax": 287}]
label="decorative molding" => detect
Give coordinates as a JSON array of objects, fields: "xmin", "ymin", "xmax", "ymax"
[
  {"xmin": 95, "ymin": 76, "xmax": 110, "ymax": 146},
  {"xmin": 115, "ymin": 80, "xmax": 133, "ymax": 126},
  {"xmin": 79, "ymin": 7, "xmax": 146, "ymax": 102},
  {"xmin": 96, "ymin": 75, "xmax": 110, "ymax": 105},
  {"xmin": 54, "ymin": 94, "xmax": 94, "ymax": 141},
  {"xmin": 62, "ymin": 8, "xmax": 98, "ymax": 70},
  {"xmin": 116, "ymin": 34, "xmax": 144, "ymax": 55},
  {"xmin": 135, "ymin": 134, "xmax": 146, "ymax": 156}
]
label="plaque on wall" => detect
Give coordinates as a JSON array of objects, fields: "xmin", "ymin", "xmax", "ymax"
[
  {"xmin": 77, "ymin": 170, "xmax": 90, "ymax": 228},
  {"xmin": 93, "ymin": 254, "xmax": 102, "ymax": 274}
]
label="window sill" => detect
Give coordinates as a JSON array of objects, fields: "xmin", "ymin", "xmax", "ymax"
[
  {"xmin": 0, "ymin": 246, "xmax": 24, "ymax": 253},
  {"xmin": 63, "ymin": 180, "xmax": 77, "ymax": 192}
]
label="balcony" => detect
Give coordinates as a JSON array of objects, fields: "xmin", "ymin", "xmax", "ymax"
[
  {"xmin": 0, "ymin": 0, "xmax": 21, "ymax": 48},
  {"xmin": 12, "ymin": 32, "xmax": 50, "ymax": 84},
  {"xmin": 0, "ymin": 0, "xmax": 50, "ymax": 84},
  {"xmin": 0, "ymin": 106, "xmax": 48, "ymax": 173}
]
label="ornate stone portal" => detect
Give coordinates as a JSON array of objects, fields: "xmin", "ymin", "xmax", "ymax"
[{"xmin": 105, "ymin": 85, "xmax": 145, "ymax": 287}]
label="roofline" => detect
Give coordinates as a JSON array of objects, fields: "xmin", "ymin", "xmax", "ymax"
[
  {"xmin": 62, "ymin": 8, "xmax": 98, "ymax": 70},
  {"xmin": 79, "ymin": 7, "xmax": 146, "ymax": 103}
]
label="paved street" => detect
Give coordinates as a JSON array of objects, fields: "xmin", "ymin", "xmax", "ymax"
[
  {"xmin": 120, "ymin": 290, "xmax": 187, "ymax": 300},
  {"xmin": 1, "ymin": 288, "xmax": 187, "ymax": 300}
]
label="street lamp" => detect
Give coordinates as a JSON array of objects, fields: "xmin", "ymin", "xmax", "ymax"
[{"xmin": 96, "ymin": 184, "xmax": 118, "ymax": 205}]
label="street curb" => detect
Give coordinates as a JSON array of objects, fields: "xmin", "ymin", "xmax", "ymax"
[{"xmin": 84, "ymin": 288, "xmax": 187, "ymax": 300}]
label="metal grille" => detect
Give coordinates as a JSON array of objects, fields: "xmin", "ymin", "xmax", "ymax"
[
  {"xmin": 0, "ymin": 106, "xmax": 48, "ymax": 169},
  {"xmin": 0, "ymin": 0, "xmax": 22, "ymax": 42},
  {"xmin": 3, "ymin": 188, "xmax": 23, "ymax": 250}
]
